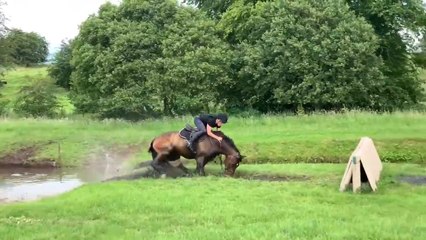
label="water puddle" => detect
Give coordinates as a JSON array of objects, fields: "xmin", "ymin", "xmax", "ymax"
[
  {"xmin": 0, "ymin": 168, "xmax": 83, "ymax": 203},
  {"xmin": 0, "ymin": 144, "xmax": 147, "ymax": 204},
  {"xmin": 0, "ymin": 153, "xmax": 132, "ymax": 203}
]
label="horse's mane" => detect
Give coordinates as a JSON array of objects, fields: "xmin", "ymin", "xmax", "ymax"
[{"xmin": 212, "ymin": 131, "xmax": 240, "ymax": 154}]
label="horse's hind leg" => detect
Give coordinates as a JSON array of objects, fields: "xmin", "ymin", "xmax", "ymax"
[{"xmin": 150, "ymin": 153, "xmax": 168, "ymax": 178}]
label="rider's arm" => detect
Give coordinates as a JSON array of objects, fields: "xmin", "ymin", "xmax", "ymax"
[{"xmin": 206, "ymin": 124, "xmax": 222, "ymax": 141}]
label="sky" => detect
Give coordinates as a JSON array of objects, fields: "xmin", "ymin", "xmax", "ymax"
[
  {"xmin": 3, "ymin": 0, "xmax": 122, "ymax": 54},
  {"xmin": 2, "ymin": 0, "xmax": 424, "ymax": 55}
]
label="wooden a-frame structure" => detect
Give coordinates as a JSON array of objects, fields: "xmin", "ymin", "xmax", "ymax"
[{"xmin": 339, "ymin": 137, "xmax": 383, "ymax": 192}]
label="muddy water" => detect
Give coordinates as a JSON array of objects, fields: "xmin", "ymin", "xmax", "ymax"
[
  {"xmin": 0, "ymin": 153, "xmax": 132, "ymax": 203},
  {"xmin": 0, "ymin": 167, "xmax": 83, "ymax": 203}
]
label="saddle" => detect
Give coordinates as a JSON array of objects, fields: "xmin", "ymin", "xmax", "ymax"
[{"xmin": 179, "ymin": 124, "xmax": 198, "ymax": 142}]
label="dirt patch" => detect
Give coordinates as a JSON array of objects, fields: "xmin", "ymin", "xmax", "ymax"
[
  {"xmin": 237, "ymin": 174, "xmax": 310, "ymax": 182},
  {"xmin": 399, "ymin": 176, "xmax": 426, "ymax": 185},
  {"xmin": 0, "ymin": 146, "xmax": 56, "ymax": 168},
  {"xmin": 105, "ymin": 163, "xmax": 312, "ymax": 183},
  {"xmin": 104, "ymin": 163, "xmax": 188, "ymax": 181}
]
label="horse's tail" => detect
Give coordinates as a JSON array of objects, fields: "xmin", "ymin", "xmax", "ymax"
[
  {"xmin": 148, "ymin": 139, "xmax": 158, "ymax": 159},
  {"xmin": 148, "ymin": 140, "xmax": 154, "ymax": 153}
]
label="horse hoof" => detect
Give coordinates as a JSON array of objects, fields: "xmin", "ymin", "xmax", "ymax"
[{"xmin": 160, "ymin": 174, "xmax": 167, "ymax": 179}]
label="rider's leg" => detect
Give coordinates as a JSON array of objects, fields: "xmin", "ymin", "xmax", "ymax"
[{"xmin": 189, "ymin": 117, "xmax": 206, "ymax": 152}]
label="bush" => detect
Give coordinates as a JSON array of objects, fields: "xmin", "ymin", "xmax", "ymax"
[
  {"xmin": 13, "ymin": 80, "xmax": 59, "ymax": 118},
  {"xmin": 0, "ymin": 97, "xmax": 9, "ymax": 115}
]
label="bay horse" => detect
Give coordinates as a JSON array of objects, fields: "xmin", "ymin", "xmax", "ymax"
[{"xmin": 148, "ymin": 130, "xmax": 243, "ymax": 177}]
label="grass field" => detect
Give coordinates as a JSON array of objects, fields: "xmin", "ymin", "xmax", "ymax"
[
  {"xmin": 0, "ymin": 163, "xmax": 425, "ymax": 239},
  {"xmin": 1, "ymin": 67, "xmax": 426, "ymax": 166},
  {"xmin": 0, "ymin": 111, "xmax": 425, "ymax": 167},
  {"xmin": 1, "ymin": 69, "xmax": 426, "ymax": 239}
]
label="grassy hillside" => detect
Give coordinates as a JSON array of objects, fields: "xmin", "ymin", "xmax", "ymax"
[
  {"xmin": 0, "ymin": 67, "xmax": 74, "ymax": 115},
  {"xmin": 1, "ymin": 163, "xmax": 425, "ymax": 239}
]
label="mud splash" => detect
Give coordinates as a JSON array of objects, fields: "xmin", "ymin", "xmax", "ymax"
[{"xmin": 0, "ymin": 145, "xmax": 139, "ymax": 204}]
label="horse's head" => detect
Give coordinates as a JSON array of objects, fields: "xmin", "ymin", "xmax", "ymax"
[
  {"xmin": 224, "ymin": 152, "xmax": 244, "ymax": 176},
  {"xmin": 216, "ymin": 132, "xmax": 244, "ymax": 176}
]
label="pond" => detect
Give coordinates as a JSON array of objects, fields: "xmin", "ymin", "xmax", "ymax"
[
  {"xmin": 0, "ymin": 158, "xmax": 130, "ymax": 203},
  {"xmin": 0, "ymin": 167, "xmax": 84, "ymax": 203}
]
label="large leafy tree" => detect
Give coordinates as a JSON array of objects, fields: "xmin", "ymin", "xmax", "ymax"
[
  {"xmin": 219, "ymin": 0, "xmax": 387, "ymax": 112},
  {"xmin": 183, "ymin": 0, "xmax": 260, "ymax": 19},
  {"xmin": 346, "ymin": 0, "xmax": 426, "ymax": 108},
  {"xmin": 70, "ymin": 0, "xmax": 231, "ymax": 119},
  {"xmin": 183, "ymin": 0, "xmax": 237, "ymax": 19},
  {"xmin": 191, "ymin": 0, "xmax": 425, "ymax": 111},
  {"xmin": 0, "ymin": 0, "xmax": 11, "ymax": 86},
  {"xmin": 149, "ymin": 8, "xmax": 232, "ymax": 115},
  {"xmin": 5, "ymin": 29, "xmax": 49, "ymax": 66}
]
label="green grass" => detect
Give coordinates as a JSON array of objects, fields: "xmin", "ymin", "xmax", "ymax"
[
  {"xmin": 0, "ymin": 163, "xmax": 425, "ymax": 239},
  {"xmin": 0, "ymin": 67, "xmax": 425, "ymax": 166},
  {"xmin": 0, "ymin": 111, "xmax": 425, "ymax": 166},
  {"xmin": 0, "ymin": 70, "xmax": 425, "ymax": 239}
]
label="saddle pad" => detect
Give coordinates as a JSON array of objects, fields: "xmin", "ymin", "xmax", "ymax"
[{"xmin": 179, "ymin": 128, "xmax": 191, "ymax": 141}]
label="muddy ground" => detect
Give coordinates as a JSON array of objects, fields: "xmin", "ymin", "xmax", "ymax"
[
  {"xmin": 398, "ymin": 176, "xmax": 426, "ymax": 185},
  {"xmin": 0, "ymin": 146, "xmax": 57, "ymax": 168},
  {"xmin": 1, "ymin": 144, "xmax": 425, "ymax": 185},
  {"xmin": 105, "ymin": 162, "xmax": 311, "ymax": 183}
]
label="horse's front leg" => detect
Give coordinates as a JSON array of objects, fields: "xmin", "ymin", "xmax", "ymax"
[
  {"xmin": 175, "ymin": 161, "xmax": 191, "ymax": 176},
  {"xmin": 195, "ymin": 156, "xmax": 206, "ymax": 176}
]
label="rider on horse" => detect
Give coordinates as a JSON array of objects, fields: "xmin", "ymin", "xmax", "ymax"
[{"xmin": 188, "ymin": 113, "xmax": 228, "ymax": 153}]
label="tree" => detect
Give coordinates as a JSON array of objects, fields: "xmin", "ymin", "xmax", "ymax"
[
  {"xmin": 218, "ymin": 0, "xmax": 387, "ymax": 112},
  {"xmin": 183, "ymin": 0, "xmax": 260, "ymax": 19},
  {"xmin": 0, "ymin": 0, "xmax": 13, "ymax": 80},
  {"xmin": 0, "ymin": 0, "xmax": 6, "ymax": 37},
  {"xmin": 346, "ymin": 0, "xmax": 426, "ymax": 108},
  {"xmin": 183, "ymin": 0, "xmax": 236, "ymax": 19},
  {"xmin": 148, "ymin": 8, "xmax": 232, "ymax": 115},
  {"xmin": 48, "ymin": 40, "xmax": 73, "ymax": 89},
  {"xmin": 6, "ymin": 29, "xmax": 49, "ymax": 66},
  {"xmin": 70, "ymin": 0, "xmax": 231, "ymax": 119}
]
